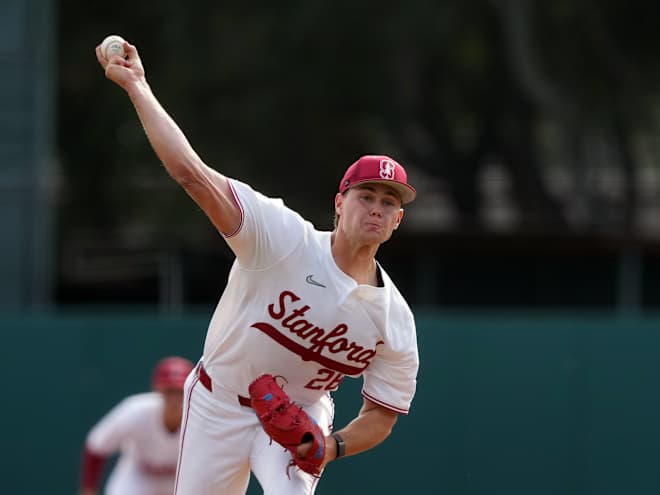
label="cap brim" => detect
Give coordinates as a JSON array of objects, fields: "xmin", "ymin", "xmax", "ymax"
[{"xmin": 347, "ymin": 179, "xmax": 417, "ymax": 204}]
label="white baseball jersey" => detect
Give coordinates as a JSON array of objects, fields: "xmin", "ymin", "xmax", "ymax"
[
  {"xmin": 86, "ymin": 392, "xmax": 180, "ymax": 495},
  {"xmin": 202, "ymin": 179, "xmax": 419, "ymax": 413}
]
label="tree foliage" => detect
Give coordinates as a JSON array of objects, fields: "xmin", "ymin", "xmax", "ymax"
[{"xmin": 57, "ymin": 0, "xmax": 660, "ymax": 252}]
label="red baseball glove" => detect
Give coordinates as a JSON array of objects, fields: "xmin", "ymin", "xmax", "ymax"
[{"xmin": 248, "ymin": 374, "xmax": 326, "ymax": 476}]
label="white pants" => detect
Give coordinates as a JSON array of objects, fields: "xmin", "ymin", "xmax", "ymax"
[{"xmin": 174, "ymin": 366, "xmax": 334, "ymax": 495}]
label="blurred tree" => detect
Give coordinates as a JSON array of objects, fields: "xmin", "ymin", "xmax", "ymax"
[{"xmin": 56, "ymin": 0, "xmax": 660, "ymax": 303}]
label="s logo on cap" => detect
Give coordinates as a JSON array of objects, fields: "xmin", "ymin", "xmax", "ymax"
[
  {"xmin": 339, "ymin": 155, "xmax": 417, "ymax": 204},
  {"xmin": 379, "ymin": 159, "xmax": 396, "ymax": 180}
]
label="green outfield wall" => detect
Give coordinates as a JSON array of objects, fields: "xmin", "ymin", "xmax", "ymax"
[{"xmin": 2, "ymin": 309, "xmax": 660, "ymax": 494}]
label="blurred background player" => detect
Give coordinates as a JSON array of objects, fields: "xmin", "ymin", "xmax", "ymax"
[{"xmin": 79, "ymin": 356, "xmax": 194, "ymax": 495}]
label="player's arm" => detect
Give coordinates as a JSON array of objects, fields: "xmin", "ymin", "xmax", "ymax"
[
  {"xmin": 299, "ymin": 397, "xmax": 398, "ymax": 467},
  {"xmin": 79, "ymin": 396, "xmax": 136, "ymax": 494},
  {"xmin": 95, "ymin": 40, "xmax": 241, "ymax": 236},
  {"xmin": 78, "ymin": 446, "xmax": 105, "ymax": 495},
  {"xmin": 328, "ymin": 397, "xmax": 398, "ymax": 459}
]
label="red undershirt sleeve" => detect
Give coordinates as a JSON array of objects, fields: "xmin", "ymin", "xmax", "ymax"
[{"xmin": 79, "ymin": 446, "xmax": 107, "ymax": 491}]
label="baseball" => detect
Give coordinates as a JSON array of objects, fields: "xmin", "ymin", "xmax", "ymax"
[{"xmin": 100, "ymin": 35, "xmax": 126, "ymax": 60}]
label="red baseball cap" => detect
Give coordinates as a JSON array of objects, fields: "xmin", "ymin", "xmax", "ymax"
[
  {"xmin": 151, "ymin": 356, "xmax": 194, "ymax": 391},
  {"xmin": 339, "ymin": 155, "xmax": 416, "ymax": 204}
]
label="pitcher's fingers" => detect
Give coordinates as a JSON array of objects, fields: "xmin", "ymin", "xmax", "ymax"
[
  {"xmin": 95, "ymin": 45, "xmax": 108, "ymax": 68},
  {"xmin": 107, "ymin": 53, "xmax": 129, "ymax": 66},
  {"xmin": 124, "ymin": 42, "xmax": 139, "ymax": 63},
  {"xmin": 296, "ymin": 442, "xmax": 312, "ymax": 459}
]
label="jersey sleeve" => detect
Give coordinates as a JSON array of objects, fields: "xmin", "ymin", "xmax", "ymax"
[
  {"xmin": 361, "ymin": 308, "xmax": 419, "ymax": 415},
  {"xmin": 222, "ymin": 179, "xmax": 307, "ymax": 270},
  {"xmin": 85, "ymin": 396, "xmax": 141, "ymax": 455}
]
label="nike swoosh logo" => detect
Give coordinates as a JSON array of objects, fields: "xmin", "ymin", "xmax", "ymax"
[{"xmin": 305, "ymin": 274, "xmax": 326, "ymax": 288}]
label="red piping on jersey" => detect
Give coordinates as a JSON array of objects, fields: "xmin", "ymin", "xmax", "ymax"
[
  {"xmin": 328, "ymin": 392, "xmax": 336, "ymax": 432},
  {"xmin": 222, "ymin": 179, "xmax": 244, "ymax": 238},
  {"xmin": 173, "ymin": 374, "xmax": 198, "ymax": 494},
  {"xmin": 361, "ymin": 389, "xmax": 409, "ymax": 415},
  {"xmin": 309, "ymin": 473, "xmax": 320, "ymax": 494}
]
